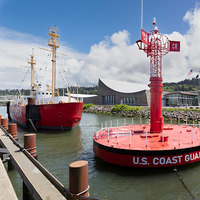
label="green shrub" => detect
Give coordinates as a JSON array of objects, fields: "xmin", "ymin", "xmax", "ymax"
[
  {"xmin": 83, "ymin": 103, "xmax": 94, "ymax": 110},
  {"xmin": 111, "ymin": 104, "xmax": 143, "ymax": 112},
  {"xmin": 162, "ymin": 107, "xmax": 200, "ymax": 112},
  {"xmin": 111, "ymin": 104, "xmax": 127, "ymax": 112},
  {"xmin": 126, "ymin": 106, "xmax": 143, "ymax": 112},
  {"xmin": 162, "ymin": 108, "xmax": 177, "ymax": 112}
]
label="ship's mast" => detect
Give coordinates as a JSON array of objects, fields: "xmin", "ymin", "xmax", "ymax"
[
  {"xmin": 28, "ymin": 48, "xmax": 36, "ymax": 96},
  {"xmin": 48, "ymin": 26, "xmax": 60, "ymax": 97}
]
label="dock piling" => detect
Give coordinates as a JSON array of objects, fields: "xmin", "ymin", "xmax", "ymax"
[
  {"xmin": 1, "ymin": 118, "xmax": 8, "ymax": 131},
  {"xmin": 8, "ymin": 123, "xmax": 18, "ymax": 140},
  {"xmin": 24, "ymin": 134, "xmax": 37, "ymax": 159},
  {"xmin": 23, "ymin": 133, "xmax": 37, "ymax": 200},
  {"xmin": 69, "ymin": 160, "xmax": 89, "ymax": 197}
]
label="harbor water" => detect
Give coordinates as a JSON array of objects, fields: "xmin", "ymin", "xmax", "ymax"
[{"xmin": 1, "ymin": 105, "xmax": 200, "ymax": 200}]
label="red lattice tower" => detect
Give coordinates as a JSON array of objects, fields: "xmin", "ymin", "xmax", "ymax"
[{"xmin": 137, "ymin": 18, "xmax": 180, "ymax": 133}]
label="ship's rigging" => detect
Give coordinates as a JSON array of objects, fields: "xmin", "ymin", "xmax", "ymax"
[{"xmin": 18, "ymin": 26, "xmax": 70, "ymax": 95}]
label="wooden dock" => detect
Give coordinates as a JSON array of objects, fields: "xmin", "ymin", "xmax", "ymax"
[
  {"xmin": 0, "ymin": 125, "xmax": 101, "ymax": 200},
  {"xmin": 0, "ymin": 127, "xmax": 67, "ymax": 200}
]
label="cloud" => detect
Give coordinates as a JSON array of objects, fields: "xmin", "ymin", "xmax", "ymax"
[
  {"xmin": 66, "ymin": 30, "xmax": 149, "ymax": 86},
  {"xmin": 0, "ymin": 27, "xmax": 46, "ymax": 89},
  {"xmin": 183, "ymin": 5, "xmax": 200, "ymax": 71},
  {"xmin": 111, "ymin": 30, "xmax": 131, "ymax": 46},
  {"xmin": 163, "ymin": 31, "xmax": 189, "ymax": 83},
  {"xmin": 1, "ymin": 5, "xmax": 200, "ymax": 90},
  {"xmin": 63, "ymin": 5, "xmax": 200, "ymax": 87}
]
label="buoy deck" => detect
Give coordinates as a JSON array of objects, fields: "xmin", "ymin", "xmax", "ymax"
[{"xmin": 93, "ymin": 124, "xmax": 200, "ymax": 167}]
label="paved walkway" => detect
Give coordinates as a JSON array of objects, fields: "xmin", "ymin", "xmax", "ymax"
[{"xmin": 0, "ymin": 159, "xmax": 18, "ymax": 200}]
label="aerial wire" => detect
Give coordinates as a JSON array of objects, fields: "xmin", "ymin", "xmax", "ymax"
[
  {"xmin": 15, "ymin": 69, "xmax": 30, "ymax": 95},
  {"xmin": 141, "ymin": 0, "xmax": 143, "ymax": 29},
  {"xmin": 38, "ymin": 54, "xmax": 51, "ymax": 87},
  {"xmin": 18, "ymin": 69, "xmax": 30, "ymax": 89}
]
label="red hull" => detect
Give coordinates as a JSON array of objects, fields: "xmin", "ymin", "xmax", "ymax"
[
  {"xmin": 94, "ymin": 141, "xmax": 200, "ymax": 168},
  {"xmin": 93, "ymin": 124, "xmax": 200, "ymax": 168},
  {"xmin": 9, "ymin": 104, "xmax": 26, "ymax": 126},
  {"xmin": 8, "ymin": 102, "xmax": 83, "ymax": 130}
]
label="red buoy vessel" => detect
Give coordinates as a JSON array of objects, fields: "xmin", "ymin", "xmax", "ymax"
[{"xmin": 93, "ymin": 18, "xmax": 200, "ymax": 168}]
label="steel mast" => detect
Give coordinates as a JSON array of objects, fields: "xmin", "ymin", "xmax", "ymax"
[
  {"xmin": 48, "ymin": 26, "xmax": 60, "ymax": 97},
  {"xmin": 136, "ymin": 18, "xmax": 180, "ymax": 133},
  {"xmin": 28, "ymin": 48, "xmax": 36, "ymax": 96}
]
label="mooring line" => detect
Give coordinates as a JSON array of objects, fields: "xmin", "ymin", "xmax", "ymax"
[
  {"xmin": 28, "ymin": 119, "xmax": 37, "ymax": 132},
  {"xmin": 174, "ymin": 167, "xmax": 195, "ymax": 200}
]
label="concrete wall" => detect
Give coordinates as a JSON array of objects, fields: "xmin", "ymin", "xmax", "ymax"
[{"xmin": 83, "ymin": 96, "xmax": 99, "ymax": 104}]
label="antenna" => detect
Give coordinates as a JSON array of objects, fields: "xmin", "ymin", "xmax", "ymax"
[
  {"xmin": 141, "ymin": 0, "xmax": 143, "ymax": 29},
  {"xmin": 153, "ymin": 17, "xmax": 156, "ymax": 25}
]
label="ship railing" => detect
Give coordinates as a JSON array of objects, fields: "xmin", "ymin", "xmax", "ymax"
[
  {"xmin": 94, "ymin": 119, "xmax": 200, "ymax": 147},
  {"xmin": 181, "ymin": 123, "xmax": 200, "ymax": 128},
  {"xmin": 95, "ymin": 125, "xmax": 133, "ymax": 145},
  {"xmin": 95, "ymin": 117, "xmax": 148, "ymax": 138},
  {"xmin": 95, "ymin": 123, "xmax": 134, "ymax": 140}
]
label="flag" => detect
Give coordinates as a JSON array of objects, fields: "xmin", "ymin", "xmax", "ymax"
[
  {"xmin": 196, "ymin": 74, "xmax": 199, "ymax": 79},
  {"xmin": 141, "ymin": 29, "xmax": 149, "ymax": 45},
  {"xmin": 188, "ymin": 69, "xmax": 193, "ymax": 75},
  {"xmin": 169, "ymin": 41, "xmax": 180, "ymax": 52}
]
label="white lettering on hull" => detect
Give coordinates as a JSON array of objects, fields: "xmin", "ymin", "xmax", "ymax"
[{"xmin": 132, "ymin": 151, "xmax": 200, "ymax": 167}]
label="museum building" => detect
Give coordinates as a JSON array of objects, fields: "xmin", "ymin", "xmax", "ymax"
[{"xmin": 83, "ymin": 78, "xmax": 150, "ymax": 106}]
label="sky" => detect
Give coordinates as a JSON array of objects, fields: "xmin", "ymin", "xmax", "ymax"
[{"xmin": 0, "ymin": 0, "xmax": 200, "ymax": 90}]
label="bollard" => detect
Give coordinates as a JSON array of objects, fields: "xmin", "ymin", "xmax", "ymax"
[
  {"xmin": 69, "ymin": 160, "xmax": 89, "ymax": 197},
  {"xmin": 23, "ymin": 134, "xmax": 37, "ymax": 200},
  {"xmin": 0, "ymin": 115, "xmax": 1, "ymax": 125},
  {"xmin": 24, "ymin": 134, "xmax": 37, "ymax": 159},
  {"xmin": 1, "ymin": 118, "xmax": 8, "ymax": 130},
  {"xmin": 7, "ymin": 123, "xmax": 17, "ymax": 170},
  {"xmin": 8, "ymin": 123, "xmax": 18, "ymax": 140}
]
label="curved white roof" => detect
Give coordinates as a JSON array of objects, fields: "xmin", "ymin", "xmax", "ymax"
[
  {"xmin": 69, "ymin": 94, "xmax": 97, "ymax": 98},
  {"xmin": 100, "ymin": 78, "xmax": 149, "ymax": 93}
]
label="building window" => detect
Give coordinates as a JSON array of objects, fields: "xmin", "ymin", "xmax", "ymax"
[
  {"xmin": 120, "ymin": 97, "xmax": 136, "ymax": 106},
  {"xmin": 165, "ymin": 93, "xmax": 196, "ymax": 107},
  {"xmin": 102, "ymin": 95, "xmax": 116, "ymax": 105}
]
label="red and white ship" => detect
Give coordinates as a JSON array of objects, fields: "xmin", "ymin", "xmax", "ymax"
[{"xmin": 7, "ymin": 26, "xmax": 83, "ymax": 131}]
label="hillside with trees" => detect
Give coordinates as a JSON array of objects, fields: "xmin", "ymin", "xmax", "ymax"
[
  {"xmin": 162, "ymin": 78, "xmax": 200, "ymax": 92},
  {"xmin": 0, "ymin": 86, "xmax": 98, "ymax": 96},
  {"xmin": 0, "ymin": 78, "xmax": 199, "ymax": 95},
  {"xmin": 57, "ymin": 86, "xmax": 98, "ymax": 96}
]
